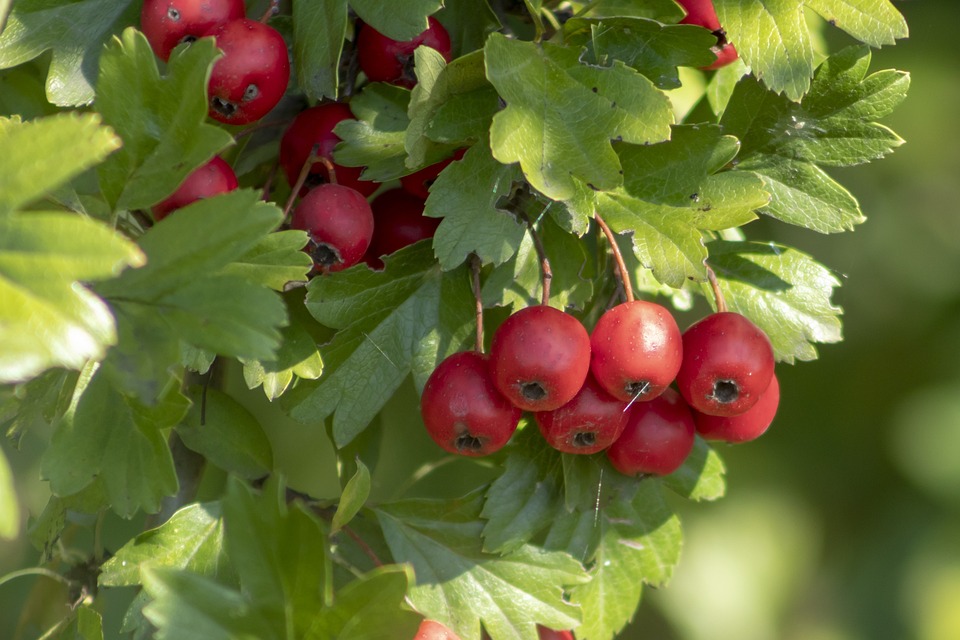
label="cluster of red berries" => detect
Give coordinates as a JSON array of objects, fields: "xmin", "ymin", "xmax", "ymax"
[
  {"xmin": 141, "ymin": 1, "xmax": 456, "ymax": 272},
  {"xmin": 420, "ymin": 298, "xmax": 779, "ymax": 477}
]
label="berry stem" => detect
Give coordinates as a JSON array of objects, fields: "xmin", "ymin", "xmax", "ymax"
[
  {"xmin": 470, "ymin": 254, "xmax": 485, "ymax": 353},
  {"xmin": 342, "ymin": 524, "xmax": 383, "ymax": 568},
  {"xmin": 706, "ymin": 265, "xmax": 728, "ymax": 313},
  {"xmin": 315, "ymin": 155, "xmax": 339, "ymax": 185},
  {"xmin": 234, "ymin": 118, "xmax": 288, "ymax": 140},
  {"xmin": 522, "ymin": 212, "xmax": 552, "ymax": 305},
  {"xmin": 258, "ymin": 0, "xmax": 280, "ymax": 23},
  {"xmin": 283, "ymin": 144, "xmax": 322, "ymax": 223},
  {"xmin": 594, "ymin": 212, "xmax": 634, "ymax": 303},
  {"xmin": 260, "ymin": 159, "xmax": 280, "ymax": 203}
]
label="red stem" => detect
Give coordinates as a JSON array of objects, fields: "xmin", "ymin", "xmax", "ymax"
[
  {"xmin": 594, "ymin": 212, "xmax": 634, "ymax": 303},
  {"xmin": 470, "ymin": 254, "xmax": 484, "ymax": 353},
  {"xmin": 706, "ymin": 265, "xmax": 728, "ymax": 313}
]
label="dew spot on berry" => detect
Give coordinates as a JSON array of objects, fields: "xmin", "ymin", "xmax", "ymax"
[
  {"xmin": 519, "ymin": 381, "xmax": 547, "ymax": 402},
  {"xmin": 711, "ymin": 379, "xmax": 739, "ymax": 404},
  {"xmin": 210, "ymin": 96, "xmax": 238, "ymax": 118},
  {"xmin": 573, "ymin": 431, "xmax": 597, "ymax": 448},
  {"xmin": 167, "ymin": 8, "xmax": 181, "ymax": 21},
  {"xmin": 310, "ymin": 241, "xmax": 342, "ymax": 269}
]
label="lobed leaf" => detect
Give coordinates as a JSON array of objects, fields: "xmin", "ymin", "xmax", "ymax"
[
  {"xmin": 806, "ymin": 0, "xmax": 908, "ymax": 47},
  {"xmin": 292, "ymin": 0, "xmax": 348, "ymax": 101}
]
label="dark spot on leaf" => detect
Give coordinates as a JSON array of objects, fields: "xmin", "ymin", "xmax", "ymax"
[
  {"xmin": 591, "ymin": 87, "xmax": 598, "ymax": 93},
  {"xmin": 690, "ymin": 193, "xmax": 700, "ymax": 202}
]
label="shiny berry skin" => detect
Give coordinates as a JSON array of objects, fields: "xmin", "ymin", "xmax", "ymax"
[
  {"xmin": 279, "ymin": 103, "xmax": 378, "ymax": 197},
  {"xmin": 606, "ymin": 389, "xmax": 695, "ymax": 477},
  {"xmin": 291, "ymin": 184, "xmax": 374, "ymax": 273},
  {"xmin": 364, "ymin": 189, "xmax": 440, "ymax": 268},
  {"xmin": 538, "ymin": 627, "xmax": 574, "ymax": 640},
  {"xmin": 535, "ymin": 374, "xmax": 629, "ymax": 454},
  {"xmin": 490, "ymin": 305, "xmax": 592, "ymax": 412},
  {"xmin": 140, "ymin": 0, "xmax": 245, "ymax": 61},
  {"xmin": 414, "ymin": 620, "xmax": 462, "ymax": 640},
  {"xmin": 206, "ymin": 19, "xmax": 290, "ymax": 125},
  {"xmin": 420, "ymin": 351, "xmax": 522, "ymax": 457},
  {"xmin": 677, "ymin": 0, "xmax": 722, "ymax": 31},
  {"xmin": 695, "ymin": 374, "xmax": 779, "ymax": 443},
  {"xmin": 589, "ymin": 300, "xmax": 682, "ymax": 403},
  {"xmin": 357, "ymin": 17, "xmax": 452, "ymax": 88},
  {"xmin": 152, "ymin": 156, "xmax": 238, "ymax": 220},
  {"xmin": 703, "ymin": 42, "xmax": 739, "ymax": 70},
  {"xmin": 676, "ymin": 312, "xmax": 775, "ymax": 417},
  {"xmin": 400, "ymin": 148, "xmax": 466, "ymax": 199}
]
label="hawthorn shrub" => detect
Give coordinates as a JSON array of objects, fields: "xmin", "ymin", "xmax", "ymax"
[{"xmin": 0, "ymin": 1, "xmax": 909, "ymax": 639}]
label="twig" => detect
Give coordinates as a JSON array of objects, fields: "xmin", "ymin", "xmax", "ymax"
[
  {"xmin": 522, "ymin": 212, "xmax": 552, "ymax": 305},
  {"xmin": 283, "ymin": 144, "xmax": 323, "ymax": 223},
  {"xmin": 594, "ymin": 212, "xmax": 634, "ymax": 303},
  {"xmin": 706, "ymin": 265, "xmax": 728, "ymax": 313},
  {"xmin": 258, "ymin": 0, "xmax": 280, "ymax": 23},
  {"xmin": 343, "ymin": 525, "xmax": 383, "ymax": 567},
  {"xmin": 470, "ymin": 254, "xmax": 485, "ymax": 353}
]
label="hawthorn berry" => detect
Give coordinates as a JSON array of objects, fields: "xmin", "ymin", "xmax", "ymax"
[
  {"xmin": 140, "ymin": 0, "xmax": 245, "ymax": 61},
  {"xmin": 675, "ymin": 312, "xmax": 775, "ymax": 417},
  {"xmin": 400, "ymin": 149, "xmax": 466, "ymax": 200},
  {"xmin": 589, "ymin": 300, "xmax": 682, "ymax": 403},
  {"xmin": 489, "ymin": 305, "xmax": 592, "ymax": 412},
  {"xmin": 356, "ymin": 17, "xmax": 452, "ymax": 88},
  {"xmin": 538, "ymin": 627, "xmax": 575, "ymax": 640},
  {"xmin": 206, "ymin": 18, "xmax": 290, "ymax": 125},
  {"xmin": 290, "ymin": 183, "xmax": 374, "ymax": 273},
  {"xmin": 695, "ymin": 373, "xmax": 780, "ymax": 443},
  {"xmin": 606, "ymin": 388, "xmax": 696, "ymax": 477},
  {"xmin": 414, "ymin": 619, "xmax": 462, "ymax": 640},
  {"xmin": 279, "ymin": 103, "xmax": 378, "ymax": 197},
  {"xmin": 420, "ymin": 351, "xmax": 522, "ymax": 457},
  {"xmin": 364, "ymin": 189, "xmax": 440, "ymax": 268},
  {"xmin": 676, "ymin": 0, "xmax": 739, "ymax": 69},
  {"xmin": 151, "ymin": 155, "xmax": 238, "ymax": 221},
  {"xmin": 535, "ymin": 374, "xmax": 629, "ymax": 455}
]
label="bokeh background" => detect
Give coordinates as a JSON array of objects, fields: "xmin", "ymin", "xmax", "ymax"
[{"xmin": 2, "ymin": 1, "xmax": 959, "ymax": 638}]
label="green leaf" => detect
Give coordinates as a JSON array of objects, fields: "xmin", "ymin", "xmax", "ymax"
[
  {"xmin": 177, "ymin": 388, "xmax": 273, "ymax": 479},
  {"xmin": 547, "ymin": 482, "xmax": 682, "ymax": 640},
  {"xmin": 350, "ymin": 0, "xmax": 442, "ymax": 42},
  {"xmin": 304, "ymin": 565, "xmax": 422, "ymax": 640},
  {"xmin": 0, "ymin": 0, "xmax": 139, "ymax": 106},
  {"xmin": 218, "ymin": 230, "xmax": 312, "ymax": 291},
  {"xmin": 64, "ymin": 606, "xmax": 104, "ymax": 640},
  {"xmin": 292, "ymin": 0, "xmax": 348, "ymax": 101},
  {"xmin": 661, "ymin": 437, "xmax": 726, "ymax": 502},
  {"xmin": 376, "ymin": 492, "xmax": 589, "ymax": 640},
  {"xmin": 806, "ymin": 0, "xmax": 908, "ymax": 47},
  {"xmin": 564, "ymin": 18, "xmax": 717, "ymax": 89},
  {"xmin": 284, "ymin": 242, "xmax": 474, "ymax": 448},
  {"xmin": 580, "ymin": 0, "xmax": 684, "ymax": 21},
  {"xmin": 0, "ymin": 445, "xmax": 17, "ymax": 539},
  {"xmin": 41, "ymin": 365, "xmax": 187, "ymax": 517},
  {"xmin": 0, "ymin": 113, "xmax": 120, "ymax": 215},
  {"xmin": 333, "ymin": 83, "xmax": 411, "ymax": 181},
  {"xmin": 707, "ymin": 240, "xmax": 843, "ymax": 362},
  {"xmin": 436, "ymin": 0, "xmax": 501, "ymax": 56},
  {"xmin": 96, "ymin": 29, "xmax": 234, "ymax": 211},
  {"xmin": 242, "ymin": 309, "xmax": 324, "ymax": 401},
  {"xmin": 595, "ymin": 126, "xmax": 767, "ymax": 287},
  {"xmin": 332, "ymin": 459, "xmax": 371, "ymax": 533},
  {"xmin": 486, "ymin": 33, "xmax": 673, "ymax": 200},
  {"xmin": 142, "ymin": 567, "xmax": 276, "ymax": 640},
  {"xmin": 714, "ymin": 0, "xmax": 814, "ymax": 101},
  {"xmin": 0, "ymin": 212, "xmax": 144, "ymax": 384},
  {"xmin": 100, "ymin": 502, "xmax": 229, "ymax": 587},
  {"xmin": 223, "ymin": 477, "xmax": 329, "ymax": 637},
  {"xmin": 425, "ymin": 143, "xmax": 526, "ymax": 270},
  {"xmin": 28, "ymin": 480, "xmax": 107, "ymax": 557},
  {"xmin": 425, "ymin": 86, "xmax": 500, "ymax": 144}
]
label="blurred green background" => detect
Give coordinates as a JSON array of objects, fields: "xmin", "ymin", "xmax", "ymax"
[{"xmin": 2, "ymin": 1, "xmax": 959, "ymax": 638}]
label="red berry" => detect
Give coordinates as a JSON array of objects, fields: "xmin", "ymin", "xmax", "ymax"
[
  {"xmin": 535, "ymin": 374, "xmax": 629, "ymax": 455},
  {"xmin": 489, "ymin": 305, "xmax": 592, "ymax": 412},
  {"xmin": 152, "ymin": 156, "xmax": 238, "ymax": 220},
  {"xmin": 703, "ymin": 42, "xmax": 739, "ymax": 70},
  {"xmin": 357, "ymin": 17, "xmax": 452, "ymax": 88},
  {"xmin": 279, "ymin": 103, "xmax": 378, "ymax": 197},
  {"xmin": 364, "ymin": 189, "xmax": 440, "ymax": 268},
  {"xmin": 414, "ymin": 619, "xmax": 462, "ymax": 640},
  {"xmin": 606, "ymin": 389, "xmax": 695, "ymax": 477},
  {"xmin": 589, "ymin": 300, "xmax": 682, "ymax": 403},
  {"xmin": 694, "ymin": 373, "xmax": 779, "ymax": 443},
  {"xmin": 538, "ymin": 627, "xmax": 575, "ymax": 640},
  {"xmin": 291, "ymin": 183, "xmax": 374, "ymax": 273},
  {"xmin": 400, "ymin": 149, "xmax": 466, "ymax": 200},
  {"xmin": 420, "ymin": 351, "xmax": 522, "ymax": 457},
  {"xmin": 677, "ymin": 0, "xmax": 722, "ymax": 31},
  {"xmin": 140, "ymin": 0, "xmax": 245, "ymax": 61},
  {"xmin": 206, "ymin": 19, "xmax": 290, "ymax": 125},
  {"xmin": 675, "ymin": 312, "xmax": 775, "ymax": 417}
]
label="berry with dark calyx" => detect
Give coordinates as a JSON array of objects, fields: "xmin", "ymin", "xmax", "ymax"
[
  {"xmin": 695, "ymin": 374, "xmax": 780, "ymax": 443},
  {"xmin": 676, "ymin": 311, "xmax": 775, "ymax": 417},
  {"xmin": 606, "ymin": 388, "xmax": 696, "ymax": 477},
  {"xmin": 152, "ymin": 156, "xmax": 238, "ymax": 221},
  {"xmin": 400, "ymin": 148, "xmax": 466, "ymax": 200},
  {"xmin": 538, "ymin": 627, "xmax": 574, "ymax": 640},
  {"xmin": 704, "ymin": 41, "xmax": 739, "ymax": 70},
  {"xmin": 420, "ymin": 351, "xmax": 522, "ymax": 457},
  {"xmin": 676, "ymin": 0, "xmax": 739, "ymax": 70},
  {"xmin": 489, "ymin": 305, "xmax": 592, "ymax": 412},
  {"xmin": 364, "ymin": 189, "xmax": 440, "ymax": 269},
  {"xmin": 590, "ymin": 300, "xmax": 682, "ymax": 403},
  {"xmin": 535, "ymin": 374, "xmax": 629, "ymax": 455},
  {"xmin": 414, "ymin": 619, "xmax": 462, "ymax": 640},
  {"xmin": 290, "ymin": 183, "xmax": 374, "ymax": 273},
  {"xmin": 206, "ymin": 18, "xmax": 290, "ymax": 125},
  {"xmin": 279, "ymin": 103, "xmax": 378, "ymax": 197},
  {"xmin": 141, "ymin": 0, "xmax": 245, "ymax": 61},
  {"xmin": 356, "ymin": 17, "xmax": 452, "ymax": 88}
]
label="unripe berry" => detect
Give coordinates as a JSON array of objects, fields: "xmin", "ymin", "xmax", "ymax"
[
  {"xmin": 291, "ymin": 183, "xmax": 374, "ymax": 273},
  {"xmin": 535, "ymin": 374, "xmax": 629, "ymax": 454},
  {"xmin": 357, "ymin": 17, "xmax": 452, "ymax": 88},
  {"xmin": 606, "ymin": 389, "xmax": 695, "ymax": 477},
  {"xmin": 152, "ymin": 156, "xmax": 238, "ymax": 221},
  {"xmin": 694, "ymin": 374, "xmax": 780, "ymax": 443}
]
